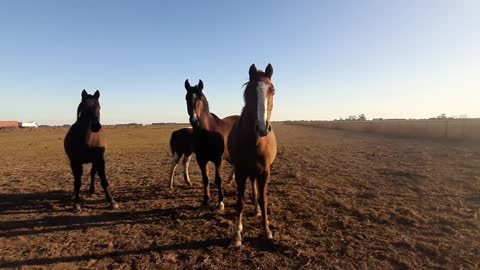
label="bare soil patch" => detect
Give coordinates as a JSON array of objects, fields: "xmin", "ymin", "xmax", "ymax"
[{"xmin": 1, "ymin": 124, "xmax": 479, "ymax": 269}]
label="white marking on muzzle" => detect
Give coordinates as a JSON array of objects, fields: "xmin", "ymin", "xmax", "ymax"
[{"xmin": 256, "ymin": 81, "xmax": 268, "ymax": 132}]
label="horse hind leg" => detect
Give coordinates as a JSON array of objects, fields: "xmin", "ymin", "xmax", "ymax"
[
  {"xmin": 169, "ymin": 152, "xmax": 181, "ymax": 190},
  {"xmin": 226, "ymin": 168, "xmax": 235, "ymax": 186},
  {"xmin": 95, "ymin": 158, "xmax": 119, "ymax": 210},
  {"xmin": 214, "ymin": 160, "xmax": 225, "ymax": 211},
  {"xmin": 182, "ymin": 154, "xmax": 192, "ymax": 186},
  {"xmin": 89, "ymin": 165, "xmax": 96, "ymax": 194}
]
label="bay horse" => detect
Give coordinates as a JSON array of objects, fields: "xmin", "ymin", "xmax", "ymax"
[
  {"xmin": 228, "ymin": 64, "xmax": 277, "ymax": 247},
  {"xmin": 169, "ymin": 127, "xmax": 194, "ymax": 189},
  {"xmin": 184, "ymin": 79, "xmax": 239, "ymax": 210},
  {"xmin": 64, "ymin": 90, "xmax": 119, "ymax": 213}
]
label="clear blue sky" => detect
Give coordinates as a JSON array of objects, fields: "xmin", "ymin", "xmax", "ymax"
[{"xmin": 0, "ymin": 0, "xmax": 478, "ymax": 125}]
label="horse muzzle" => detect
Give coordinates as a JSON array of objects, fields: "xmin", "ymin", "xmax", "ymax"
[
  {"xmin": 255, "ymin": 123, "xmax": 272, "ymax": 137},
  {"xmin": 90, "ymin": 122, "xmax": 102, "ymax": 132},
  {"xmin": 189, "ymin": 117, "xmax": 200, "ymax": 128}
]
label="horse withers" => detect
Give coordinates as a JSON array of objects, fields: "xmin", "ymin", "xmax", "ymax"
[
  {"xmin": 228, "ymin": 64, "xmax": 277, "ymax": 247},
  {"xmin": 184, "ymin": 80, "xmax": 239, "ymax": 210},
  {"xmin": 64, "ymin": 90, "xmax": 119, "ymax": 213}
]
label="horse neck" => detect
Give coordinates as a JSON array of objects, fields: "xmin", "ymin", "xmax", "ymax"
[
  {"xmin": 75, "ymin": 117, "xmax": 92, "ymax": 132},
  {"xmin": 239, "ymin": 92, "xmax": 260, "ymax": 137},
  {"xmin": 198, "ymin": 103, "xmax": 217, "ymax": 131}
]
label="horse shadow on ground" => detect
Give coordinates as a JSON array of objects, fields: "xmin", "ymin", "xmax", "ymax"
[
  {"xmin": 0, "ymin": 190, "xmax": 70, "ymax": 215},
  {"xmin": 0, "ymin": 189, "xmax": 215, "ymax": 239},
  {"xmin": 0, "ymin": 235, "xmax": 292, "ymax": 269},
  {"xmin": 0, "ymin": 238, "xmax": 231, "ymax": 268},
  {"xmin": 0, "ymin": 184, "xmax": 294, "ymax": 268}
]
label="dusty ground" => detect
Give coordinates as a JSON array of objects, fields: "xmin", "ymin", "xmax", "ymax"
[{"xmin": 1, "ymin": 123, "xmax": 479, "ymax": 269}]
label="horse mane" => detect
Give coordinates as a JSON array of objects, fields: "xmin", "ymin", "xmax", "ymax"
[
  {"xmin": 210, "ymin": 112, "xmax": 220, "ymax": 120},
  {"xmin": 199, "ymin": 92, "xmax": 210, "ymax": 114}
]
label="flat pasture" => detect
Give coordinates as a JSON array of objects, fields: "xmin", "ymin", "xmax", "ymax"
[{"xmin": 1, "ymin": 124, "xmax": 479, "ymax": 269}]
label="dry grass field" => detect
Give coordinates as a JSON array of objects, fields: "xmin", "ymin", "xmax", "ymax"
[{"xmin": 1, "ymin": 123, "xmax": 480, "ymax": 269}]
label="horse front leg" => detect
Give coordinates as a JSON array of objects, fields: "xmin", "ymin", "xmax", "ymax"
[
  {"xmin": 258, "ymin": 169, "xmax": 272, "ymax": 240},
  {"xmin": 89, "ymin": 164, "xmax": 96, "ymax": 194},
  {"xmin": 71, "ymin": 161, "xmax": 83, "ymax": 213},
  {"xmin": 95, "ymin": 158, "xmax": 119, "ymax": 210},
  {"xmin": 214, "ymin": 160, "xmax": 225, "ymax": 211},
  {"xmin": 231, "ymin": 169, "xmax": 247, "ymax": 247},
  {"xmin": 198, "ymin": 158, "xmax": 210, "ymax": 207},
  {"xmin": 250, "ymin": 176, "xmax": 261, "ymax": 217}
]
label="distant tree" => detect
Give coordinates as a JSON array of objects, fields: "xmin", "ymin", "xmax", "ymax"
[
  {"xmin": 436, "ymin": 113, "xmax": 447, "ymax": 119},
  {"xmin": 358, "ymin": 114, "xmax": 367, "ymax": 121},
  {"xmin": 347, "ymin": 115, "xmax": 357, "ymax": 121}
]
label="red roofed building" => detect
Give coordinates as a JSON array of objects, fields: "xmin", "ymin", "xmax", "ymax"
[{"xmin": 0, "ymin": 121, "xmax": 20, "ymax": 128}]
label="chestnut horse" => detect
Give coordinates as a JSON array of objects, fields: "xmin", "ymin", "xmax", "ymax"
[
  {"xmin": 228, "ymin": 64, "xmax": 277, "ymax": 247},
  {"xmin": 184, "ymin": 79, "xmax": 239, "ymax": 210},
  {"xmin": 64, "ymin": 90, "xmax": 119, "ymax": 213},
  {"xmin": 169, "ymin": 127, "xmax": 194, "ymax": 189}
]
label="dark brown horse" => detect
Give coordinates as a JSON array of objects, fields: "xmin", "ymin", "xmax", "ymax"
[
  {"xmin": 184, "ymin": 79, "xmax": 239, "ymax": 210},
  {"xmin": 228, "ymin": 64, "xmax": 277, "ymax": 247},
  {"xmin": 169, "ymin": 127, "xmax": 194, "ymax": 189},
  {"xmin": 64, "ymin": 90, "xmax": 119, "ymax": 213}
]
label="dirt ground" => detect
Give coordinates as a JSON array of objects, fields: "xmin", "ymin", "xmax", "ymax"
[{"xmin": 1, "ymin": 123, "xmax": 479, "ymax": 269}]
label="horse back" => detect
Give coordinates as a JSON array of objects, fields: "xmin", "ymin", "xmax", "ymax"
[
  {"xmin": 217, "ymin": 115, "xmax": 240, "ymax": 159},
  {"xmin": 170, "ymin": 128, "xmax": 194, "ymax": 156}
]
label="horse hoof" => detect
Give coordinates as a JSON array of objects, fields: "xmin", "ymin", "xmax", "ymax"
[
  {"xmin": 73, "ymin": 204, "xmax": 82, "ymax": 213},
  {"xmin": 231, "ymin": 239, "xmax": 242, "ymax": 248},
  {"xmin": 217, "ymin": 202, "xmax": 225, "ymax": 211},
  {"xmin": 264, "ymin": 230, "xmax": 273, "ymax": 240},
  {"xmin": 110, "ymin": 201, "xmax": 120, "ymax": 210}
]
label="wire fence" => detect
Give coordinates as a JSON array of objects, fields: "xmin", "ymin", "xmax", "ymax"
[{"xmin": 285, "ymin": 119, "xmax": 480, "ymax": 141}]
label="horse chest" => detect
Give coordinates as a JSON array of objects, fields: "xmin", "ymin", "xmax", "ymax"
[
  {"xmin": 193, "ymin": 129, "xmax": 225, "ymax": 160},
  {"xmin": 86, "ymin": 131, "xmax": 106, "ymax": 148}
]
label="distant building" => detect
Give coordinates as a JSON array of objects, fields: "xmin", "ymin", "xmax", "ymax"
[
  {"xmin": 0, "ymin": 121, "xmax": 19, "ymax": 128},
  {"xmin": 20, "ymin": 122, "xmax": 38, "ymax": 128}
]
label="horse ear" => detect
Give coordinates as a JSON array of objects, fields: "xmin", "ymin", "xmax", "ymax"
[
  {"xmin": 185, "ymin": 79, "xmax": 191, "ymax": 91},
  {"xmin": 81, "ymin": 89, "xmax": 87, "ymax": 99},
  {"xmin": 265, "ymin": 63, "xmax": 273, "ymax": 78},
  {"xmin": 93, "ymin": 90, "xmax": 100, "ymax": 99},
  {"xmin": 198, "ymin": 80, "xmax": 204, "ymax": 91},
  {"xmin": 249, "ymin": 64, "xmax": 257, "ymax": 79}
]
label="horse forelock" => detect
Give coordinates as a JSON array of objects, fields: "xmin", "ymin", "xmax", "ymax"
[{"xmin": 242, "ymin": 71, "xmax": 272, "ymax": 112}]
